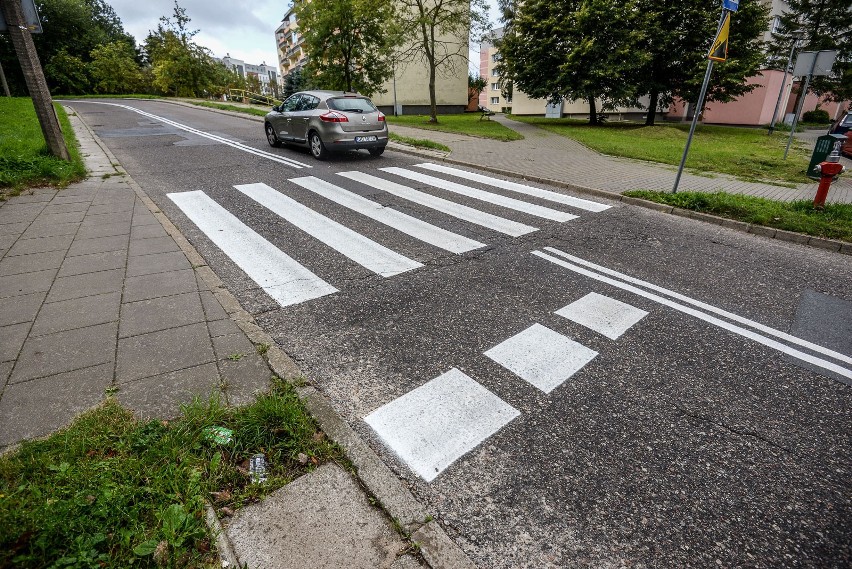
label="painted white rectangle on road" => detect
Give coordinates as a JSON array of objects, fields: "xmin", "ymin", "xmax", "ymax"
[
  {"xmin": 414, "ymin": 163, "xmax": 611, "ymax": 212},
  {"xmin": 167, "ymin": 191, "xmax": 337, "ymax": 307},
  {"xmin": 235, "ymin": 182, "xmax": 422, "ymax": 277},
  {"xmin": 289, "ymin": 176, "xmax": 484, "ymax": 254},
  {"xmin": 337, "ymin": 171, "xmax": 537, "ymax": 237},
  {"xmin": 381, "ymin": 167, "xmax": 578, "ymax": 222},
  {"xmin": 364, "ymin": 368, "xmax": 519, "ymax": 482},
  {"xmin": 485, "ymin": 323, "xmax": 598, "ymax": 393},
  {"xmin": 556, "ymin": 292, "xmax": 648, "ymax": 340}
]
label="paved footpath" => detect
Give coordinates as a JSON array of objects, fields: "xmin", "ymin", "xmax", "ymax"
[{"xmin": 390, "ymin": 115, "xmax": 852, "ymax": 204}]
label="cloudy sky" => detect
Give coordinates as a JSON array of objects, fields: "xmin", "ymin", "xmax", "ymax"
[{"xmin": 108, "ymin": 0, "xmax": 501, "ymax": 70}]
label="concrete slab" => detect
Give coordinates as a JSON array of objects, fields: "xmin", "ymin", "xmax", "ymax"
[
  {"xmin": 0, "ymin": 363, "xmax": 111, "ymax": 447},
  {"xmin": 0, "ymin": 222, "xmax": 30, "ymax": 237},
  {"xmin": 123, "ymin": 268, "xmax": 198, "ymax": 303},
  {"xmin": 128, "ymin": 236, "xmax": 181, "ymax": 257},
  {"xmin": 119, "ymin": 291, "xmax": 205, "ymax": 338},
  {"xmin": 130, "ymin": 223, "xmax": 169, "ymax": 240},
  {"xmin": 116, "ymin": 322, "xmax": 214, "ymax": 382},
  {"xmin": 31, "ymin": 292, "xmax": 121, "ymax": 336},
  {"xmin": 6, "ymin": 234, "xmax": 74, "ymax": 256},
  {"xmin": 46, "ymin": 268, "xmax": 124, "ymax": 303},
  {"xmin": 20, "ymin": 221, "xmax": 80, "ymax": 239},
  {"xmin": 10, "ymin": 322, "xmax": 117, "ymax": 384},
  {"xmin": 0, "ymin": 250, "xmax": 66, "ymax": 276},
  {"xmin": 80, "ymin": 210, "xmax": 132, "ymax": 228},
  {"xmin": 57, "ymin": 250, "xmax": 127, "ymax": 277},
  {"xmin": 0, "ymin": 269, "xmax": 56, "ymax": 300},
  {"xmin": 226, "ymin": 463, "xmax": 406, "ymax": 569},
  {"xmin": 0, "ymin": 291, "xmax": 46, "ymax": 327},
  {"xmin": 126, "ymin": 251, "xmax": 191, "ymax": 277},
  {"xmin": 74, "ymin": 221, "xmax": 132, "ymax": 240},
  {"xmin": 219, "ymin": 352, "xmax": 271, "ymax": 407},
  {"xmin": 67, "ymin": 234, "xmax": 130, "ymax": 257},
  {"xmin": 0, "ymin": 322, "xmax": 30, "ymax": 362},
  {"xmin": 200, "ymin": 290, "xmax": 229, "ymax": 321},
  {"xmin": 117, "ymin": 362, "xmax": 221, "ymax": 419}
]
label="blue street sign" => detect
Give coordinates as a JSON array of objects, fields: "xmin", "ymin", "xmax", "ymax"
[{"xmin": 723, "ymin": 0, "xmax": 739, "ymax": 11}]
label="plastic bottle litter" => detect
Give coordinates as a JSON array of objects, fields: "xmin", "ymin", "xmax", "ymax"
[
  {"xmin": 249, "ymin": 453, "xmax": 267, "ymax": 483},
  {"xmin": 202, "ymin": 426, "xmax": 233, "ymax": 445}
]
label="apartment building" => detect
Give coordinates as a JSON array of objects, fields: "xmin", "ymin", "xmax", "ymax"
[
  {"xmin": 220, "ymin": 55, "xmax": 280, "ymax": 95},
  {"xmin": 275, "ymin": 2, "xmax": 468, "ymax": 114}
]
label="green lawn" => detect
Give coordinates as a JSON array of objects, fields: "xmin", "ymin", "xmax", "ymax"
[
  {"xmin": 510, "ymin": 116, "xmax": 813, "ymax": 185},
  {"xmin": 624, "ymin": 190, "xmax": 852, "ymax": 242},
  {"xmin": 0, "ymin": 380, "xmax": 343, "ymax": 568},
  {"xmin": 0, "ymin": 98, "xmax": 86, "ymax": 197},
  {"xmin": 189, "ymin": 101, "xmax": 270, "ymax": 117},
  {"xmin": 386, "ymin": 113, "xmax": 524, "ymax": 141},
  {"xmin": 389, "ymin": 132, "xmax": 451, "ymax": 152}
]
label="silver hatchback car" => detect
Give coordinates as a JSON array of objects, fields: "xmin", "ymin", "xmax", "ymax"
[{"xmin": 264, "ymin": 90, "xmax": 388, "ymax": 160}]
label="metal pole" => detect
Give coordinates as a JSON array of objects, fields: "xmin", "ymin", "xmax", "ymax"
[
  {"xmin": 392, "ymin": 63, "xmax": 398, "ymax": 116},
  {"xmin": 784, "ymin": 55, "xmax": 818, "ymax": 159},
  {"xmin": 673, "ymin": 9, "xmax": 727, "ymax": 194},
  {"xmin": 0, "ymin": 0, "xmax": 69, "ymax": 160},
  {"xmin": 768, "ymin": 40, "xmax": 798, "ymax": 134}
]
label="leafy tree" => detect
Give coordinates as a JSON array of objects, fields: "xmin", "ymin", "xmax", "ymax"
[
  {"xmin": 767, "ymin": 0, "xmax": 852, "ymax": 102},
  {"xmin": 44, "ymin": 49, "xmax": 90, "ymax": 94},
  {"xmin": 636, "ymin": 0, "xmax": 769, "ymax": 125},
  {"xmin": 89, "ymin": 41, "xmax": 144, "ymax": 94},
  {"xmin": 296, "ymin": 0, "xmax": 399, "ymax": 95},
  {"xmin": 498, "ymin": 0, "xmax": 646, "ymax": 124},
  {"xmin": 282, "ymin": 69, "xmax": 307, "ymax": 98},
  {"xmin": 208, "ymin": 63, "xmax": 246, "ymax": 98},
  {"xmin": 396, "ymin": 0, "xmax": 490, "ymax": 122},
  {"xmin": 144, "ymin": 1, "xmax": 217, "ymax": 97},
  {"xmin": 246, "ymin": 73, "xmax": 262, "ymax": 94}
]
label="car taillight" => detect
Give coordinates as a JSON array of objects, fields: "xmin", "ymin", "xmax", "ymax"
[
  {"xmin": 377, "ymin": 112, "xmax": 385, "ymax": 122},
  {"xmin": 320, "ymin": 111, "xmax": 348, "ymax": 123}
]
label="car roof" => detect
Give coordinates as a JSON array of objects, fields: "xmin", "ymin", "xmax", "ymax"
[{"xmin": 298, "ymin": 90, "xmax": 370, "ymax": 99}]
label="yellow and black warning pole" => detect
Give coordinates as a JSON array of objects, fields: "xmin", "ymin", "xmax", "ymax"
[{"xmin": 672, "ymin": 1, "xmax": 736, "ymax": 193}]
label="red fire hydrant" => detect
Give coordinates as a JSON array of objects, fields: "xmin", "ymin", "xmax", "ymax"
[{"xmin": 812, "ymin": 143, "xmax": 845, "ymax": 209}]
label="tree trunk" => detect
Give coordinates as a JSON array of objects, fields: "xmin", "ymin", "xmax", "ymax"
[
  {"xmin": 588, "ymin": 96, "xmax": 597, "ymax": 125},
  {"xmin": 645, "ymin": 89, "xmax": 659, "ymax": 126},
  {"xmin": 428, "ymin": 60, "xmax": 437, "ymax": 123}
]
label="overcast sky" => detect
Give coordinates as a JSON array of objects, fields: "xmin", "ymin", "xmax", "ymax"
[{"xmin": 108, "ymin": 0, "xmax": 501, "ymax": 71}]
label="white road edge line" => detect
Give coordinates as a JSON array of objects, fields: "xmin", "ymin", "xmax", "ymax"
[
  {"xmin": 337, "ymin": 170, "xmax": 538, "ymax": 237},
  {"xmin": 532, "ymin": 250, "xmax": 852, "ymax": 381},
  {"xmin": 235, "ymin": 182, "xmax": 422, "ymax": 277},
  {"xmin": 381, "ymin": 167, "xmax": 579, "ymax": 222},
  {"xmin": 289, "ymin": 176, "xmax": 485, "ymax": 254},
  {"xmin": 65, "ymin": 101, "xmax": 312, "ymax": 168},
  {"xmin": 542, "ymin": 246, "xmax": 852, "ymax": 367},
  {"xmin": 167, "ymin": 191, "xmax": 337, "ymax": 307},
  {"xmin": 414, "ymin": 162, "xmax": 611, "ymax": 212}
]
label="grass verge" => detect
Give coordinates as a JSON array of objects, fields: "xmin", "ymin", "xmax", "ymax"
[
  {"xmin": 188, "ymin": 101, "xmax": 269, "ymax": 117},
  {"xmin": 386, "ymin": 114, "xmax": 523, "ymax": 141},
  {"xmin": 0, "ymin": 379, "xmax": 344, "ymax": 568},
  {"xmin": 624, "ymin": 190, "xmax": 852, "ymax": 242},
  {"xmin": 0, "ymin": 98, "xmax": 87, "ymax": 198},
  {"xmin": 389, "ymin": 132, "xmax": 451, "ymax": 152},
  {"xmin": 510, "ymin": 116, "xmax": 813, "ymax": 185}
]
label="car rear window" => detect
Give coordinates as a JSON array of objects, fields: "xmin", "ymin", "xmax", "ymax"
[
  {"xmin": 843, "ymin": 114, "xmax": 852, "ymax": 126},
  {"xmin": 327, "ymin": 97, "xmax": 377, "ymax": 113}
]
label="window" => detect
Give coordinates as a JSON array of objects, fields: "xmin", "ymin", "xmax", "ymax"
[
  {"xmin": 771, "ymin": 16, "xmax": 781, "ymax": 34},
  {"xmin": 491, "ymin": 69, "xmax": 499, "ymax": 77},
  {"xmin": 491, "ymin": 97, "xmax": 499, "ymax": 105},
  {"xmin": 492, "ymin": 53, "xmax": 500, "ymax": 63},
  {"xmin": 491, "ymin": 83, "xmax": 499, "ymax": 91},
  {"xmin": 327, "ymin": 97, "xmax": 378, "ymax": 113}
]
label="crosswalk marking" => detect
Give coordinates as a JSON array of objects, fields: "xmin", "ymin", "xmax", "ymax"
[
  {"xmin": 364, "ymin": 368, "xmax": 520, "ymax": 482},
  {"xmin": 555, "ymin": 292, "xmax": 648, "ymax": 339},
  {"xmin": 289, "ymin": 176, "xmax": 485, "ymax": 254},
  {"xmin": 484, "ymin": 323, "xmax": 598, "ymax": 394},
  {"xmin": 234, "ymin": 183, "xmax": 422, "ymax": 278},
  {"xmin": 381, "ymin": 167, "xmax": 579, "ymax": 222},
  {"xmin": 337, "ymin": 171, "xmax": 537, "ymax": 237},
  {"xmin": 167, "ymin": 191, "xmax": 337, "ymax": 307},
  {"xmin": 414, "ymin": 163, "xmax": 611, "ymax": 213}
]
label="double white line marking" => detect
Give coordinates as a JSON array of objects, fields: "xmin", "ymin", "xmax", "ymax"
[{"xmin": 534, "ymin": 247, "xmax": 852, "ymax": 381}]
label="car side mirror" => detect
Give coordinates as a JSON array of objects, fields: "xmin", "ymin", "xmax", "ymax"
[{"xmin": 272, "ymin": 105, "xmax": 280, "ymax": 112}]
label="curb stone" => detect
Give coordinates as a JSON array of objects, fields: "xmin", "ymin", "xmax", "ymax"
[{"xmin": 67, "ymin": 105, "xmax": 476, "ymax": 569}]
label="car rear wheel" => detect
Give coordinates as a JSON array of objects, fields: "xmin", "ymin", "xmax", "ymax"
[
  {"xmin": 368, "ymin": 147, "xmax": 385, "ymax": 157},
  {"xmin": 309, "ymin": 131, "xmax": 328, "ymax": 160},
  {"xmin": 265, "ymin": 123, "xmax": 281, "ymax": 147}
]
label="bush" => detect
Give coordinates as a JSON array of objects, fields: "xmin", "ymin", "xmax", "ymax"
[{"xmin": 802, "ymin": 108, "xmax": 830, "ymax": 124}]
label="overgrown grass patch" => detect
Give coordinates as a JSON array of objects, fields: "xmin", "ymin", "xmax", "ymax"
[
  {"xmin": 624, "ymin": 190, "xmax": 852, "ymax": 242},
  {"xmin": 389, "ymin": 132, "xmax": 451, "ymax": 152},
  {"xmin": 386, "ymin": 113, "xmax": 523, "ymax": 141},
  {"xmin": 510, "ymin": 116, "xmax": 812, "ymax": 184},
  {"xmin": 0, "ymin": 379, "xmax": 344, "ymax": 568},
  {"xmin": 0, "ymin": 98, "xmax": 86, "ymax": 198},
  {"xmin": 189, "ymin": 101, "xmax": 269, "ymax": 117}
]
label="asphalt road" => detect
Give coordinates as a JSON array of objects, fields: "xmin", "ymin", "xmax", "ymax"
[{"xmin": 67, "ymin": 99, "xmax": 851, "ymax": 568}]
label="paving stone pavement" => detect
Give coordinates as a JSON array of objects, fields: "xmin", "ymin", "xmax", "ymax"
[
  {"xmin": 0, "ymin": 112, "xmax": 273, "ymax": 450},
  {"xmin": 389, "ymin": 115, "xmax": 852, "ymax": 204}
]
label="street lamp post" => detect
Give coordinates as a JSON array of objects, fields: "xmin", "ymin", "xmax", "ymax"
[{"xmin": 768, "ymin": 30, "xmax": 805, "ymax": 135}]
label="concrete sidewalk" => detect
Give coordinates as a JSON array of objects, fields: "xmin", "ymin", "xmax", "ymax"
[{"xmin": 0, "ymin": 110, "xmax": 451, "ymax": 568}]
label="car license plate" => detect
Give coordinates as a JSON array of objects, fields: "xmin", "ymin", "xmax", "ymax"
[{"xmin": 355, "ymin": 136, "xmax": 377, "ymax": 143}]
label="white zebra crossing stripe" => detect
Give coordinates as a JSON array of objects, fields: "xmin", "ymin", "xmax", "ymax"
[
  {"xmin": 484, "ymin": 323, "xmax": 598, "ymax": 393},
  {"xmin": 381, "ymin": 167, "xmax": 579, "ymax": 222},
  {"xmin": 289, "ymin": 176, "xmax": 485, "ymax": 254},
  {"xmin": 167, "ymin": 191, "xmax": 337, "ymax": 307},
  {"xmin": 555, "ymin": 292, "xmax": 648, "ymax": 340},
  {"xmin": 234, "ymin": 183, "xmax": 422, "ymax": 277},
  {"xmin": 364, "ymin": 368, "xmax": 520, "ymax": 482},
  {"xmin": 337, "ymin": 171, "xmax": 537, "ymax": 237},
  {"xmin": 414, "ymin": 163, "xmax": 611, "ymax": 212}
]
